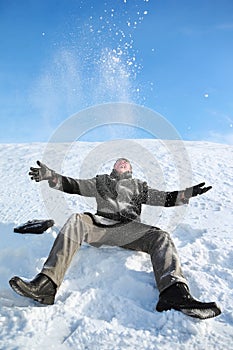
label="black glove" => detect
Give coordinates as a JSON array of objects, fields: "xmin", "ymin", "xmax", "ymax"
[
  {"xmin": 29, "ymin": 161, "xmax": 56, "ymax": 182},
  {"xmin": 184, "ymin": 182, "xmax": 212, "ymax": 199}
]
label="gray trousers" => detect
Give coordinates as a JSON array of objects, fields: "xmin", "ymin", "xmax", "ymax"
[{"xmin": 41, "ymin": 213, "xmax": 187, "ymax": 293}]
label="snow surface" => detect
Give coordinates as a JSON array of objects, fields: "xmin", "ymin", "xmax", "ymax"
[{"xmin": 0, "ymin": 140, "xmax": 233, "ymax": 350}]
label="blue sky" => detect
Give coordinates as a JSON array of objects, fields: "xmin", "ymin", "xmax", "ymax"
[{"xmin": 0, "ymin": 0, "xmax": 233, "ymax": 144}]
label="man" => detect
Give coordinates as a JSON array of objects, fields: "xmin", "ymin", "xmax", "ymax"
[{"xmin": 9, "ymin": 158, "xmax": 221, "ymax": 319}]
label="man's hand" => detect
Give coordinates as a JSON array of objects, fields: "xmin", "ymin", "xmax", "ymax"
[
  {"xmin": 184, "ymin": 182, "xmax": 212, "ymax": 199},
  {"xmin": 29, "ymin": 161, "xmax": 56, "ymax": 182}
]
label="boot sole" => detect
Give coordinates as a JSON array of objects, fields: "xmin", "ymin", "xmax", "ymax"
[
  {"xmin": 9, "ymin": 277, "xmax": 55, "ymax": 305},
  {"xmin": 156, "ymin": 299, "xmax": 221, "ymax": 319},
  {"xmin": 180, "ymin": 307, "xmax": 221, "ymax": 319}
]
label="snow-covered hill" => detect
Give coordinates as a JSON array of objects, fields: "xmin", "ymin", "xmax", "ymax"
[{"xmin": 0, "ymin": 140, "xmax": 233, "ymax": 350}]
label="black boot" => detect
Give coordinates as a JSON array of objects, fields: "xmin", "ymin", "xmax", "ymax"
[
  {"xmin": 9, "ymin": 273, "xmax": 57, "ymax": 305},
  {"xmin": 156, "ymin": 283, "xmax": 221, "ymax": 319}
]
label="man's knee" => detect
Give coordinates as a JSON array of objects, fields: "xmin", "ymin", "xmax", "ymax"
[
  {"xmin": 67, "ymin": 213, "xmax": 78, "ymax": 221},
  {"xmin": 61, "ymin": 213, "xmax": 93, "ymax": 241},
  {"xmin": 147, "ymin": 227, "xmax": 172, "ymax": 244},
  {"xmin": 66, "ymin": 213, "xmax": 92, "ymax": 225}
]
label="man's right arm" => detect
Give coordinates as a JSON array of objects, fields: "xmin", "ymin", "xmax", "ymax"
[
  {"xmin": 29, "ymin": 161, "xmax": 97, "ymax": 197},
  {"xmin": 49, "ymin": 174, "xmax": 97, "ymax": 197}
]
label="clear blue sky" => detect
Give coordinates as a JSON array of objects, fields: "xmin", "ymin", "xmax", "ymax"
[{"xmin": 1, "ymin": 0, "xmax": 233, "ymax": 144}]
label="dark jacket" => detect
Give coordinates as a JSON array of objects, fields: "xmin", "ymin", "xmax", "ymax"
[{"xmin": 49, "ymin": 169, "xmax": 186, "ymax": 223}]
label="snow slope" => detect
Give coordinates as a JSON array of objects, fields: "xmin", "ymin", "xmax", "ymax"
[{"xmin": 0, "ymin": 140, "xmax": 233, "ymax": 350}]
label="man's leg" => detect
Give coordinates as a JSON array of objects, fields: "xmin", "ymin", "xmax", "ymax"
[
  {"xmin": 9, "ymin": 213, "xmax": 107, "ymax": 304},
  {"xmin": 40, "ymin": 213, "xmax": 103, "ymax": 287},
  {"xmin": 120, "ymin": 223, "xmax": 221, "ymax": 319},
  {"xmin": 120, "ymin": 224, "xmax": 187, "ymax": 293}
]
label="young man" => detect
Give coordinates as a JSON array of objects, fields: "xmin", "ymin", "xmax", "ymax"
[{"xmin": 9, "ymin": 158, "xmax": 221, "ymax": 319}]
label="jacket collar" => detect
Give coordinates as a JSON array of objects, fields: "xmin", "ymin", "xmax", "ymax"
[{"xmin": 110, "ymin": 169, "xmax": 132, "ymax": 181}]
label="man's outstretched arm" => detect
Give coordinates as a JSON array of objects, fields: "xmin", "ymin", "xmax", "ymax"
[
  {"xmin": 29, "ymin": 160, "xmax": 96, "ymax": 197},
  {"xmin": 145, "ymin": 182, "xmax": 212, "ymax": 207}
]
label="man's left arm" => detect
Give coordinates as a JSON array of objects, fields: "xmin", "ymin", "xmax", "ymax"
[{"xmin": 145, "ymin": 182, "xmax": 212, "ymax": 207}]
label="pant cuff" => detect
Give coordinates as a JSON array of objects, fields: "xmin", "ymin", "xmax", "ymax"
[{"xmin": 158, "ymin": 275, "xmax": 188, "ymax": 293}]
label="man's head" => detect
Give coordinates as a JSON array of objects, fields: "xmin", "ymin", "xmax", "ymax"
[{"xmin": 113, "ymin": 158, "xmax": 132, "ymax": 174}]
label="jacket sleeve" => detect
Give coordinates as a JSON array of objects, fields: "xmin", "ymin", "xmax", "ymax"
[
  {"xmin": 145, "ymin": 186, "xmax": 186, "ymax": 207},
  {"xmin": 48, "ymin": 174, "xmax": 97, "ymax": 197}
]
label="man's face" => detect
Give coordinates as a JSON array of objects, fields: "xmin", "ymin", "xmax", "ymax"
[{"xmin": 114, "ymin": 159, "xmax": 132, "ymax": 174}]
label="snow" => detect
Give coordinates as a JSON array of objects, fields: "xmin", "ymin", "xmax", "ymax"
[{"xmin": 0, "ymin": 140, "xmax": 233, "ymax": 350}]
